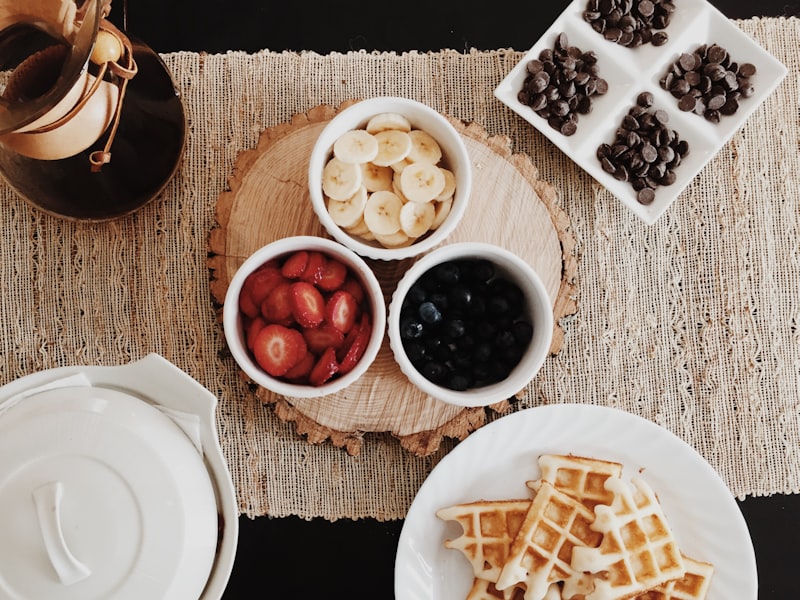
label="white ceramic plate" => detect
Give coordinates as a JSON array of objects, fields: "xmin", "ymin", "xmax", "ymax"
[
  {"xmin": 493, "ymin": 0, "xmax": 788, "ymax": 224},
  {"xmin": 394, "ymin": 403, "xmax": 757, "ymax": 599}
]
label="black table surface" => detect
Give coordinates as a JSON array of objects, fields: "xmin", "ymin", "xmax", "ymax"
[{"xmin": 108, "ymin": 1, "xmax": 799, "ymax": 597}]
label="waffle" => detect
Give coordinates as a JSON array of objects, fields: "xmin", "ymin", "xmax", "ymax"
[
  {"xmin": 528, "ymin": 454, "xmax": 624, "ymax": 510},
  {"xmin": 466, "ymin": 577, "xmax": 528, "ymax": 600},
  {"xmin": 634, "ymin": 555, "xmax": 714, "ymax": 600},
  {"xmin": 436, "ymin": 499, "xmax": 531, "ymax": 583},
  {"xmin": 571, "ymin": 476, "xmax": 686, "ymax": 600},
  {"xmin": 495, "ymin": 481, "xmax": 600, "ymax": 600}
]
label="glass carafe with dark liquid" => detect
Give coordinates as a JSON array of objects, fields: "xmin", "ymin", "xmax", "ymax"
[{"xmin": 0, "ymin": 0, "xmax": 186, "ymax": 220}]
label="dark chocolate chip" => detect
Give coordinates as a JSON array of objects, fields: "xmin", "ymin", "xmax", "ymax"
[
  {"xmin": 596, "ymin": 97, "xmax": 689, "ymax": 201},
  {"xmin": 739, "ymin": 62, "xmax": 757, "ymax": 77},
  {"xmin": 583, "ymin": 0, "xmax": 672, "ymax": 48},
  {"xmin": 517, "ymin": 32, "xmax": 608, "ymax": 136},
  {"xmin": 659, "ymin": 42, "xmax": 757, "ymax": 123},
  {"xmin": 637, "ymin": 91, "xmax": 654, "ymax": 107},
  {"xmin": 678, "ymin": 94, "xmax": 696, "ymax": 111},
  {"xmin": 637, "ymin": 187, "xmax": 656, "ymax": 205}
]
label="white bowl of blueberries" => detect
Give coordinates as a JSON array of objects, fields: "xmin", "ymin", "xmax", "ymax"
[{"xmin": 387, "ymin": 242, "xmax": 553, "ymax": 407}]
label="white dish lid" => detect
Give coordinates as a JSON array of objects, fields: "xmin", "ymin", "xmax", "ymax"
[{"xmin": 0, "ymin": 384, "xmax": 219, "ymax": 600}]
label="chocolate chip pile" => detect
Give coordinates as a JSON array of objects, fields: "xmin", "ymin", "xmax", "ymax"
[
  {"xmin": 516, "ymin": 32, "xmax": 609, "ymax": 136},
  {"xmin": 596, "ymin": 91, "xmax": 689, "ymax": 205},
  {"xmin": 583, "ymin": 0, "xmax": 675, "ymax": 47},
  {"xmin": 660, "ymin": 43, "xmax": 757, "ymax": 123}
]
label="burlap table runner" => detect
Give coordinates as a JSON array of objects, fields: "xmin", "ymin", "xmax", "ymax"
[{"xmin": 0, "ymin": 17, "xmax": 797, "ymax": 521}]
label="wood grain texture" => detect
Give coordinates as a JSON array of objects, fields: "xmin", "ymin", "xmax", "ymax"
[{"xmin": 208, "ymin": 101, "xmax": 578, "ymax": 456}]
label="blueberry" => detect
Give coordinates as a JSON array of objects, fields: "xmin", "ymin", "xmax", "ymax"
[
  {"xmin": 400, "ymin": 317, "xmax": 424, "ymax": 339},
  {"xmin": 494, "ymin": 329, "xmax": 516, "ymax": 350},
  {"xmin": 448, "ymin": 285, "xmax": 473, "ymax": 311},
  {"xmin": 429, "ymin": 291, "xmax": 449, "ymax": 311},
  {"xmin": 447, "ymin": 372, "xmax": 471, "ymax": 391},
  {"xmin": 418, "ymin": 301, "xmax": 442, "ymax": 325},
  {"xmin": 469, "ymin": 259, "xmax": 495, "ymax": 283},
  {"xmin": 472, "ymin": 362, "xmax": 491, "ymax": 382},
  {"xmin": 504, "ymin": 285, "xmax": 525, "ymax": 314},
  {"xmin": 434, "ymin": 262, "xmax": 461, "ymax": 285},
  {"xmin": 406, "ymin": 283, "xmax": 427, "ymax": 305},
  {"xmin": 431, "ymin": 341, "xmax": 454, "ymax": 363},
  {"xmin": 424, "ymin": 336, "xmax": 445, "ymax": 354},
  {"xmin": 476, "ymin": 321, "xmax": 497, "ymax": 340},
  {"xmin": 444, "ymin": 318, "xmax": 466, "ymax": 339},
  {"xmin": 451, "ymin": 351, "xmax": 472, "ymax": 370},
  {"xmin": 467, "ymin": 293, "xmax": 487, "ymax": 317},
  {"xmin": 472, "ymin": 342, "xmax": 493, "ymax": 363},
  {"xmin": 512, "ymin": 320, "xmax": 534, "ymax": 345},
  {"xmin": 488, "ymin": 295, "xmax": 512, "ymax": 316},
  {"xmin": 456, "ymin": 333, "xmax": 476, "ymax": 351},
  {"xmin": 488, "ymin": 280, "xmax": 525, "ymax": 316},
  {"xmin": 421, "ymin": 361, "xmax": 447, "ymax": 383},
  {"xmin": 404, "ymin": 341, "xmax": 428, "ymax": 363},
  {"xmin": 502, "ymin": 345, "xmax": 525, "ymax": 366},
  {"xmin": 490, "ymin": 361, "xmax": 511, "ymax": 381}
]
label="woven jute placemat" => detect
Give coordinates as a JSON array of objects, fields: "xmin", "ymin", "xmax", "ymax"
[{"xmin": 0, "ymin": 17, "xmax": 797, "ymax": 521}]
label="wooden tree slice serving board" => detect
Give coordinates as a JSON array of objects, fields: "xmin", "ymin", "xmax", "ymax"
[{"xmin": 208, "ymin": 101, "xmax": 578, "ymax": 456}]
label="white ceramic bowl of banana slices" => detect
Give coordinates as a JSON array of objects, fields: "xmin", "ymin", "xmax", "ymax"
[{"xmin": 308, "ymin": 97, "xmax": 472, "ymax": 261}]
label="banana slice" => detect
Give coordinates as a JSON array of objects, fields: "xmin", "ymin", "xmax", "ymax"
[
  {"xmin": 361, "ymin": 162, "xmax": 394, "ymax": 192},
  {"xmin": 407, "ymin": 130, "xmax": 443, "ymax": 164},
  {"xmin": 374, "ymin": 230, "xmax": 414, "ymax": 248},
  {"xmin": 391, "ymin": 172, "xmax": 410, "ymax": 203},
  {"xmin": 372, "ymin": 130, "xmax": 412, "ymax": 167},
  {"xmin": 322, "ymin": 157, "xmax": 363, "ymax": 200},
  {"xmin": 365, "ymin": 112, "xmax": 412, "ymax": 134},
  {"xmin": 333, "ymin": 130, "xmax": 379, "ymax": 164},
  {"xmin": 390, "ymin": 157, "xmax": 413, "ymax": 173},
  {"xmin": 399, "ymin": 162, "xmax": 446, "ymax": 203},
  {"xmin": 327, "ymin": 185, "xmax": 367, "ymax": 228},
  {"xmin": 436, "ymin": 167, "xmax": 456, "ymax": 201},
  {"xmin": 400, "ymin": 200, "xmax": 436, "ymax": 237},
  {"xmin": 363, "ymin": 190, "xmax": 403, "ymax": 236},
  {"xmin": 344, "ymin": 214, "xmax": 371, "ymax": 236},
  {"xmin": 430, "ymin": 197, "xmax": 453, "ymax": 230}
]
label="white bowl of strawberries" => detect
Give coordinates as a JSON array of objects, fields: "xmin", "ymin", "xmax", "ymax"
[
  {"xmin": 308, "ymin": 97, "xmax": 472, "ymax": 261},
  {"xmin": 223, "ymin": 236, "xmax": 386, "ymax": 398}
]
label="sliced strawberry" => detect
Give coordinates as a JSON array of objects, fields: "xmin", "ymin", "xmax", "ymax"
[
  {"xmin": 280, "ymin": 251, "xmax": 309, "ymax": 279},
  {"xmin": 238, "ymin": 280, "xmax": 260, "ymax": 319},
  {"xmin": 283, "ymin": 350, "xmax": 315, "ymax": 382},
  {"xmin": 290, "ymin": 281, "xmax": 325, "ymax": 328},
  {"xmin": 337, "ymin": 317, "xmax": 362, "ymax": 362},
  {"xmin": 338, "ymin": 314, "xmax": 372, "ymax": 375},
  {"xmin": 339, "ymin": 276, "xmax": 365, "ymax": 305},
  {"xmin": 261, "ymin": 282, "xmax": 294, "ymax": 325},
  {"xmin": 248, "ymin": 266, "xmax": 288, "ymax": 306},
  {"xmin": 301, "ymin": 251, "xmax": 326, "ymax": 285},
  {"xmin": 317, "ymin": 257, "xmax": 348, "ymax": 291},
  {"xmin": 245, "ymin": 315, "xmax": 267, "ymax": 351},
  {"xmin": 259, "ymin": 258, "xmax": 281, "ymax": 270},
  {"xmin": 325, "ymin": 290, "xmax": 359, "ymax": 334},
  {"xmin": 308, "ymin": 346, "xmax": 339, "ymax": 386},
  {"xmin": 252, "ymin": 324, "xmax": 307, "ymax": 377},
  {"xmin": 303, "ymin": 323, "xmax": 345, "ymax": 355}
]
